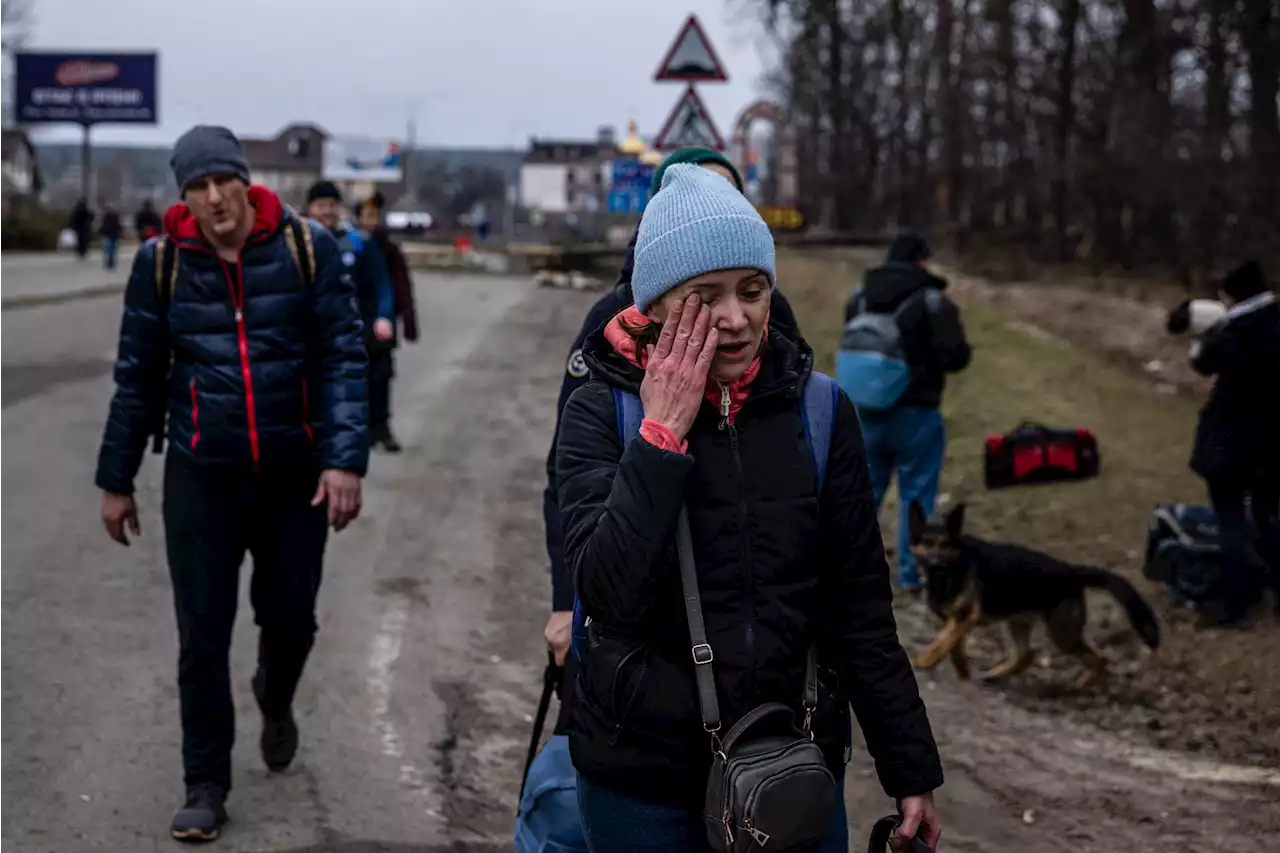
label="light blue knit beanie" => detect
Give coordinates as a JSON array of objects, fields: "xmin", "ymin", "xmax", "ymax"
[{"xmin": 631, "ymin": 163, "xmax": 776, "ymax": 314}]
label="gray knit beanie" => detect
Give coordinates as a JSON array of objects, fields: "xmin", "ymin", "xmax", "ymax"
[
  {"xmin": 631, "ymin": 164, "xmax": 775, "ymax": 314},
  {"xmin": 170, "ymin": 125, "xmax": 252, "ymax": 194}
]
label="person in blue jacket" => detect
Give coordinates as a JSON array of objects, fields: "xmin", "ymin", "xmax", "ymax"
[
  {"xmin": 95, "ymin": 126, "xmax": 369, "ymax": 842},
  {"xmin": 305, "ymin": 181, "xmax": 397, "ymax": 450},
  {"xmin": 541, "ymin": 148, "xmax": 798, "ymax": 668}
]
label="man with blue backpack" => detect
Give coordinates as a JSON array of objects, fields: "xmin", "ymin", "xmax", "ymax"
[{"xmin": 837, "ymin": 233, "xmax": 971, "ymax": 591}]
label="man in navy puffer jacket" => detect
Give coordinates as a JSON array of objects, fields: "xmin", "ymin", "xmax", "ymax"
[{"xmin": 94, "ymin": 125, "xmax": 369, "ymax": 842}]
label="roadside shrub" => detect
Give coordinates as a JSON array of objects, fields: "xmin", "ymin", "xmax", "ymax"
[{"xmin": 1, "ymin": 205, "xmax": 68, "ymax": 251}]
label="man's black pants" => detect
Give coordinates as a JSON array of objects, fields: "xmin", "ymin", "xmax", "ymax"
[
  {"xmin": 1207, "ymin": 478, "xmax": 1280, "ymax": 620},
  {"xmin": 369, "ymin": 348, "xmax": 395, "ymax": 431},
  {"xmin": 163, "ymin": 451, "xmax": 328, "ymax": 793}
]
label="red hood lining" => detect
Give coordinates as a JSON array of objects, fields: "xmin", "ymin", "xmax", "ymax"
[
  {"xmin": 603, "ymin": 305, "xmax": 765, "ymax": 424},
  {"xmin": 163, "ymin": 184, "xmax": 286, "ymax": 248}
]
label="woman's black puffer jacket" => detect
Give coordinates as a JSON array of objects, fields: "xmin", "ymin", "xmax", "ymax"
[{"xmin": 555, "ymin": 318, "xmax": 944, "ymax": 808}]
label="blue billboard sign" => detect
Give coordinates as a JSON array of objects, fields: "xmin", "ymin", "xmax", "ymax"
[
  {"xmin": 15, "ymin": 52, "xmax": 158, "ymax": 125},
  {"xmin": 609, "ymin": 160, "xmax": 655, "ymax": 214}
]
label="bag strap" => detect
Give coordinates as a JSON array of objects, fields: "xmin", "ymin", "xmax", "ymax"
[
  {"xmin": 867, "ymin": 815, "xmax": 935, "ymax": 853},
  {"xmin": 1151, "ymin": 506, "xmax": 1197, "ymax": 547},
  {"xmin": 800, "ymin": 371, "xmax": 838, "ymax": 496},
  {"xmin": 282, "ymin": 208, "xmax": 315, "ymax": 287},
  {"xmin": 675, "ymin": 506, "xmax": 723, "ymax": 735}
]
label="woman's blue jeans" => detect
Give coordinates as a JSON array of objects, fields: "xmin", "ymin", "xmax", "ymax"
[{"xmin": 578, "ymin": 773, "xmax": 849, "ymax": 852}]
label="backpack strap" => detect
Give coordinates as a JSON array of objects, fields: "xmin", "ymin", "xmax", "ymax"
[
  {"xmin": 612, "ymin": 388, "xmax": 644, "ymax": 446},
  {"xmin": 282, "ymin": 207, "xmax": 315, "ymax": 287},
  {"xmin": 153, "ymin": 236, "xmax": 179, "ymax": 303},
  {"xmin": 800, "ymin": 371, "xmax": 839, "ymax": 495}
]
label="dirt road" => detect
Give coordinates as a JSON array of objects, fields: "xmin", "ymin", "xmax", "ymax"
[{"xmin": 2, "ymin": 268, "xmax": 1274, "ymax": 852}]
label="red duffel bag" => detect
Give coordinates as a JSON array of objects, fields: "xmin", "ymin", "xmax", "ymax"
[{"xmin": 984, "ymin": 420, "xmax": 1100, "ymax": 489}]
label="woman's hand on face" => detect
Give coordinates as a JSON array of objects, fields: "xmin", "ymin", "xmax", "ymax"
[{"xmin": 639, "ymin": 293, "xmax": 717, "ymax": 444}]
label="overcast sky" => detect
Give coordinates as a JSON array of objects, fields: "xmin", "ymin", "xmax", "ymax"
[{"xmin": 21, "ymin": 0, "xmax": 780, "ymax": 149}]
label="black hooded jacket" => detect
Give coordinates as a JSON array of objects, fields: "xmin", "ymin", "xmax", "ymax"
[
  {"xmin": 554, "ymin": 317, "xmax": 944, "ymax": 807},
  {"xmin": 844, "ymin": 260, "xmax": 971, "ymax": 409},
  {"xmin": 1190, "ymin": 293, "xmax": 1280, "ymax": 484}
]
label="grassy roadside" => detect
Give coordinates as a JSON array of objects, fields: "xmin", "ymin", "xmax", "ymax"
[{"xmin": 779, "ymin": 248, "xmax": 1280, "ymax": 768}]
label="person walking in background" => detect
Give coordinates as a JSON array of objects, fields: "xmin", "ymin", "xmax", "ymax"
[
  {"xmin": 99, "ymin": 203, "xmax": 123, "ymax": 270},
  {"xmin": 843, "ymin": 233, "xmax": 971, "ymax": 592},
  {"xmin": 95, "ymin": 125, "xmax": 370, "ymax": 842},
  {"xmin": 135, "ymin": 198, "xmax": 163, "ymax": 241},
  {"xmin": 356, "ymin": 194, "xmax": 418, "ymax": 453},
  {"xmin": 70, "ymin": 197, "xmax": 94, "ymax": 260},
  {"xmin": 305, "ymin": 181, "xmax": 397, "ymax": 451},
  {"xmin": 1189, "ymin": 260, "xmax": 1280, "ymax": 628}
]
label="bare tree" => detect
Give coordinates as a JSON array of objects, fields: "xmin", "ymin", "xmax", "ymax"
[
  {"xmin": 752, "ymin": 0, "xmax": 1278, "ymax": 278},
  {"xmin": 2, "ymin": 0, "xmax": 35, "ymax": 128}
]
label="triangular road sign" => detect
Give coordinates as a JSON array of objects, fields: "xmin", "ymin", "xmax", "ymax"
[
  {"xmin": 654, "ymin": 15, "xmax": 728, "ymax": 82},
  {"xmin": 653, "ymin": 85, "xmax": 725, "ymax": 151}
]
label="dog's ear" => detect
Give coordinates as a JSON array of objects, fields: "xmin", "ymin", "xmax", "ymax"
[
  {"xmin": 945, "ymin": 503, "xmax": 966, "ymax": 540},
  {"xmin": 907, "ymin": 500, "xmax": 928, "ymax": 543}
]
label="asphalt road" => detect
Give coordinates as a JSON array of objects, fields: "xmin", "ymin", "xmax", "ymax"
[{"xmin": 2, "ymin": 263, "xmax": 1276, "ymax": 852}]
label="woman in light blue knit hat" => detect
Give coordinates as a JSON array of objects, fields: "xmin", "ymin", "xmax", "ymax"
[{"xmin": 554, "ymin": 164, "xmax": 944, "ymax": 852}]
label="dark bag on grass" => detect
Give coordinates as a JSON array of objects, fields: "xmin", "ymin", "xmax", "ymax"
[
  {"xmin": 1144, "ymin": 504, "xmax": 1225, "ymax": 609},
  {"xmin": 984, "ymin": 420, "xmax": 1100, "ymax": 489}
]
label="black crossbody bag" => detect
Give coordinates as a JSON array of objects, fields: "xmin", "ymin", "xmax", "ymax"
[{"xmin": 674, "ymin": 507, "xmax": 838, "ymax": 851}]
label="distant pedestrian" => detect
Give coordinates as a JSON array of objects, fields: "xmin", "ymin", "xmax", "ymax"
[
  {"xmin": 95, "ymin": 125, "xmax": 370, "ymax": 842},
  {"xmin": 69, "ymin": 197, "xmax": 93, "ymax": 260},
  {"xmin": 135, "ymin": 198, "xmax": 162, "ymax": 241},
  {"xmin": 1189, "ymin": 260, "xmax": 1280, "ymax": 627},
  {"xmin": 305, "ymin": 181, "xmax": 398, "ymax": 451},
  {"xmin": 356, "ymin": 194, "xmax": 418, "ymax": 453},
  {"xmin": 99, "ymin": 204, "xmax": 123, "ymax": 270},
  {"xmin": 842, "ymin": 233, "xmax": 971, "ymax": 592}
]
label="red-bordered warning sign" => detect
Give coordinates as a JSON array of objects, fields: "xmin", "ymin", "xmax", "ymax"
[
  {"xmin": 653, "ymin": 85, "xmax": 725, "ymax": 151},
  {"xmin": 653, "ymin": 15, "xmax": 728, "ymax": 82}
]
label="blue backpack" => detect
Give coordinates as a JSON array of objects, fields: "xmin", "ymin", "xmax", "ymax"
[
  {"xmin": 836, "ymin": 288, "xmax": 941, "ymax": 411},
  {"xmin": 570, "ymin": 371, "xmax": 840, "ymax": 661},
  {"xmin": 514, "ymin": 734, "xmax": 586, "ymax": 853}
]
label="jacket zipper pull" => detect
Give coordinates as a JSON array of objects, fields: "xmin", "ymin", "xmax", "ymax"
[
  {"xmin": 719, "ymin": 384, "xmax": 731, "ymax": 431},
  {"xmin": 234, "ymin": 308, "xmax": 243, "ymax": 323}
]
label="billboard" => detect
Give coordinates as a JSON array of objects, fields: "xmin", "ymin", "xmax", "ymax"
[
  {"xmin": 14, "ymin": 52, "xmax": 158, "ymax": 124},
  {"xmin": 322, "ymin": 137, "xmax": 403, "ymax": 183}
]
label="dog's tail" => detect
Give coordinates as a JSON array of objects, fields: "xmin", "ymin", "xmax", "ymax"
[{"xmin": 1083, "ymin": 568, "xmax": 1161, "ymax": 649}]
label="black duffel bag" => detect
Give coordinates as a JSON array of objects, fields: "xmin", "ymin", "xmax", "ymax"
[{"xmin": 985, "ymin": 420, "xmax": 1100, "ymax": 489}]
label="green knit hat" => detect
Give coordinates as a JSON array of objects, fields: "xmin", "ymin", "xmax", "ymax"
[{"xmin": 649, "ymin": 147, "xmax": 744, "ymax": 195}]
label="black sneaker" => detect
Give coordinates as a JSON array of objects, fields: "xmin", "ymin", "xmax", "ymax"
[
  {"xmin": 252, "ymin": 671, "xmax": 298, "ymax": 772},
  {"xmin": 170, "ymin": 784, "xmax": 227, "ymax": 843}
]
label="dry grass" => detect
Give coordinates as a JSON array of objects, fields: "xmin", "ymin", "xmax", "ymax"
[{"xmin": 779, "ymin": 248, "xmax": 1280, "ymax": 768}]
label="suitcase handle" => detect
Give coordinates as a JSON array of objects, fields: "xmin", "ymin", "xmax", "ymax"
[{"xmin": 867, "ymin": 815, "xmax": 936, "ymax": 853}]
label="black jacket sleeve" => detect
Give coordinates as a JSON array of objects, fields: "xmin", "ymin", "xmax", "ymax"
[
  {"xmin": 556, "ymin": 381, "xmax": 695, "ymax": 626},
  {"xmin": 307, "ymin": 224, "xmax": 371, "ymax": 475},
  {"xmin": 928, "ymin": 292, "xmax": 972, "ymax": 374},
  {"xmin": 544, "ymin": 288, "xmax": 627, "ymax": 611},
  {"xmin": 820, "ymin": 389, "xmax": 944, "ymax": 799},
  {"xmin": 95, "ymin": 243, "xmax": 165, "ymax": 494},
  {"xmin": 1190, "ymin": 324, "xmax": 1242, "ymax": 377}
]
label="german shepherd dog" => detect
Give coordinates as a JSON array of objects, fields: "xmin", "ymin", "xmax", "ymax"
[{"xmin": 906, "ymin": 501, "xmax": 1161, "ymax": 688}]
